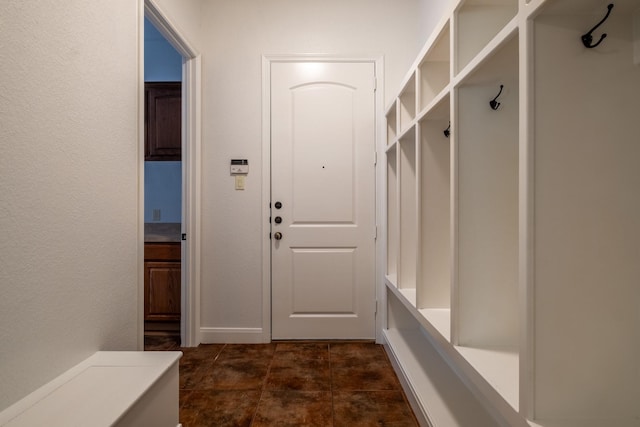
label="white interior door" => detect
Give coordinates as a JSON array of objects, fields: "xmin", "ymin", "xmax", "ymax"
[{"xmin": 270, "ymin": 60, "xmax": 376, "ymax": 339}]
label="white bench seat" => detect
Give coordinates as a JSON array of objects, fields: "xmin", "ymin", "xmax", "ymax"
[{"xmin": 0, "ymin": 351, "xmax": 182, "ymax": 427}]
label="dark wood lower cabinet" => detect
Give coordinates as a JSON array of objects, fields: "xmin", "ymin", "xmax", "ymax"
[
  {"xmin": 144, "ymin": 243, "xmax": 180, "ymax": 335},
  {"xmin": 145, "ymin": 261, "xmax": 180, "ymax": 321}
]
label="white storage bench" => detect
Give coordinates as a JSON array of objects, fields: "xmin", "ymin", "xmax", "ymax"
[{"xmin": 0, "ymin": 351, "xmax": 182, "ymax": 427}]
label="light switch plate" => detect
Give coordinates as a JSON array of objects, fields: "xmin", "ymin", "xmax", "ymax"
[{"xmin": 235, "ymin": 175, "xmax": 245, "ymax": 190}]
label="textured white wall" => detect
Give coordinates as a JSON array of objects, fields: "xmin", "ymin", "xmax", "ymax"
[
  {"xmin": 195, "ymin": 0, "xmax": 449, "ymax": 338},
  {"xmin": 150, "ymin": 0, "xmax": 203, "ymax": 51},
  {"xmin": 0, "ymin": 0, "xmax": 139, "ymax": 410}
]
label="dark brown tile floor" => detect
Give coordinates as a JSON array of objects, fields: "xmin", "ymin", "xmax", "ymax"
[{"xmin": 145, "ymin": 335, "xmax": 418, "ymax": 427}]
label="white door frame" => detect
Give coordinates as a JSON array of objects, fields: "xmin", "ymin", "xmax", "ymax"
[
  {"xmin": 261, "ymin": 55, "xmax": 385, "ymax": 343},
  {"xmin": 139, "ymin": 0, "xmax": 202, "ymax": 348}
]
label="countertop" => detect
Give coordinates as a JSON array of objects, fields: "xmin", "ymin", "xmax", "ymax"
[{"xmin": 144, "ymin": 223, "xmax": 181, "ymax": 243}]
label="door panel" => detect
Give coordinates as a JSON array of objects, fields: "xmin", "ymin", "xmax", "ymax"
[
  {"xmin": 291, "ymin": 248, "xmax": 356, "ymax": 314},
  {"xmin": 271, "ymin": 61, "xmax": 376, "ymax": 339},
  {"xmin": 291, "ymin": 84, "xmax": 355, "ymax": 223}
]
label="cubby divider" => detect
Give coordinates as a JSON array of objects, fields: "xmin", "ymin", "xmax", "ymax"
[
  {"xmin": 386, "ymin": 101, "xmax": 397, "ymax": 145},
  {"xmin": 386, "ymin": 143, "xmax": 398, "ymax": 286},
  {"xmin": 398, "ymin": 127, "xmax": 417, "ymax": 306}
]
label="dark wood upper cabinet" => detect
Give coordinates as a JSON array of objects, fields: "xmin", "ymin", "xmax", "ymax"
[{"xmin": 145, "ymin": 82, "xmax": 181, "ymax": 161}]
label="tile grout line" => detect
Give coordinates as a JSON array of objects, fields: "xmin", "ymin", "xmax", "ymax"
[
  {"xmin": 248, "ymin": 344, "xmax": 276, "ymax": 426},
  {"xmin": 328, "ymin": 342, "xmax": 335, "ymax": 427}
]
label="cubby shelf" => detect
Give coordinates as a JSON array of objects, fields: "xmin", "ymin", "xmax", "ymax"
[
  {"xmin": 398, "ymin": 74, "xmax": 417, "ymax": 133},
  {"xmin": 455, "ymin": 346, "xmax": 519, "ymax": 411},
  {"xmin": 386, "ymin": 280, "xmax": 520, "ymax": 418},
  {"xmin": 383, "ymin": 326, "xmax": 498, "ymax": 427},
  {"xmin": 386, "ymin": 288, "xmax": 524, "ymax": 426},
  {"xmin": 396, "ymin": 119, "xmax": 417, "ymax": 142},
  {"xmin": 418, "ymin": 21, "xmax": 450, "ymax": 112},
  {"xmin": 416, "ymin": 85, "xmax": 450, "ymax": 123},
  {"xmin": 384, "ymin": 274, "xmax": 397, "ymax": 289},
  {"xmin": 453, "ymin": 14, "xmax": 518, "ymax": 86},
  {"xmin": 454, "ymin": 0, "xmax": 518, "ymax": 75},
  {"xmin": 387, "ymin": 281, "xmax": 446, "ymax": 342},
  {"xmin": 383, "ymin": 0, "xmax": 640, "ymax": 426},
  {"xmin": 418, "ymin": 308, "xmax": 450, "ymax": 342}
]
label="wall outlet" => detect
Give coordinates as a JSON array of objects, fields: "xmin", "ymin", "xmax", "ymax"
[{"xmin": 152, "ymin": 209, "xmax": 161, "ymax": 221}]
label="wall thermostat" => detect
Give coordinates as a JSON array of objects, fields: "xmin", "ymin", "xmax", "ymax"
[{"xmin": 230, "ymin": 159, "xmax": 249, "ymax": 174}]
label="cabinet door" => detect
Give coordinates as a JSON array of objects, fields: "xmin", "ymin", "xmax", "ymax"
[
  {"xmin": 145, "ymin": 82, "xmax": 181, "ymax": 161},
  {"xmin": 144, "ymin": 261, "xmax": 181, "ymax": 321}
]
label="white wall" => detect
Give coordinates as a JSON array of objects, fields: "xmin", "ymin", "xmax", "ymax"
[
  {"xmin": 0, "ymin": 0, "xmax": 140, "ymax": 411},
  {"xmin": 149, "ymin": 0, "xmax": 203, "ymax": 52},
  {"xmin": 195, "ymin": 0, "xmax": 449, "ymax": 340}
]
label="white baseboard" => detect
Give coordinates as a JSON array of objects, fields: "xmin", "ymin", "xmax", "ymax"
[{"xmin": 199, "ymin": 327, "xmax": 269, "ymax": 344}]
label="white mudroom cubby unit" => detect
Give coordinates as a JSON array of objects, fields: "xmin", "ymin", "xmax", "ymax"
[{"xmin": 382, "ymin": 0, "xmax": 640, "ymax": 426}]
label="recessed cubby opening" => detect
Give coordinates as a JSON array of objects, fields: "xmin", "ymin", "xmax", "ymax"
[
  {"xmin": 454, "ymin": 34, "xmax": 519, "ymax": 410},
  {"xmin": 455, "ymin": 0, "xmax": 518, "ymax": 74},
  {"xmin": 385, "ymin": 292, "xmax": 501, "ymax": 427},
  {"xmin": 398, "ymin": 127, "xmax": 417, "ymax": 305},
  {"xmin": 386, "ymin": 145, "xmax": 398, "ymax": 285},
  {"xmin": 530, "ymin": 1, "xmax": 640, "ymax": 423},
  {"xmin": 398, "ymin": 74, "xmax": 416, "ymax": 133},
  {"xmin": 417, "ymin": 96, "xmax": 451, "ymax": 342},
  {"xmin": 418, "ymin": 22, "xmax": 450, "ymax": 113},
  {"xmin": 386, "ymin": 102, "xmax": 397, "ymax": 144}
]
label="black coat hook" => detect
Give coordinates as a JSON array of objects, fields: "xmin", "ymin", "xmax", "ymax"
[
  {"xmin": 489, "ymin": 85, "xmax": 503, "ymax": 110},
  {"xmin": 581, "ymin": 4, "xmax": 614, "ymax": 48},
  {"xmin": 444, "ymin": 122, "xmax": 450, "ymax": 138}
]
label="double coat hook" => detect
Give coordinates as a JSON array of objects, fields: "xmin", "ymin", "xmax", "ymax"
[{"xmin": 581, "ymin": 4, "xmax": 614, "ymax": 48}]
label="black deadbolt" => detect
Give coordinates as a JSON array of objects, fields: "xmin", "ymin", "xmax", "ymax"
[
  {"xmin": 274, "ymin": 201, "xmax": 282, "ymax": 209},
  {"xmin": 274, "ymin": 216, "xmax": 282, "ymax": 224}
]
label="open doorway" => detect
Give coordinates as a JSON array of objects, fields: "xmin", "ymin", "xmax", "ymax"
[
  {"xmin": 141, "ymin": 1, "xmax": 202, "ymax": 349},
  {"xmin": 143, "ymin": 16, "xmax": 183, "ymax": 347}
]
